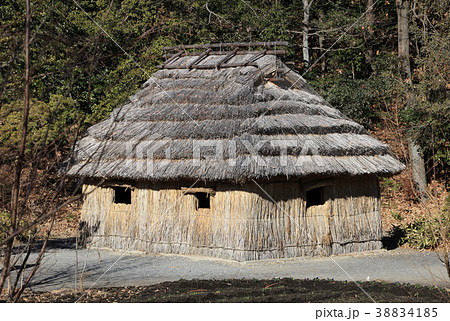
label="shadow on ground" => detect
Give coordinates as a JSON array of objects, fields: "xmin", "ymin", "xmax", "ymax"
[
  {"xmin": 0, "ymin": 238, "xmax": 78, "ymax": 257},
  {"xmin": 382, "ymin": 226, "xmax": 406, "ymax": 250}
]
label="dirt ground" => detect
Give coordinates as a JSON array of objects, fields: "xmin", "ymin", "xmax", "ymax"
[{"xmin": 16, "ymin": 278, "xmax": 449, "ymax": 303}]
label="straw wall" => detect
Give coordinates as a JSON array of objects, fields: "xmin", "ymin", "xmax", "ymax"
[{"xmin": 80, "ymin": 176, "xmax": 381, "ymax": 261}]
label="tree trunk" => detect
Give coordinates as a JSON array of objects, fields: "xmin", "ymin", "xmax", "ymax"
[
  {"xmin": 408, "ymin": 138, "xmax": 428, "ymax": 199},
  {"xmin": 365, "ymin": 0, "xmax": 375, "ymax": 64},
  {"xmin": 396, "ymin": 0, "xmax": 428, "ymax": 199},
  {"xmin": 0, "ymin": 0, "xmax": 31, "ymax": 294},
  {"xmin": 396, "ymin": 0, "xmax": 412, "ymax": 81},
  {"xmin": 302, "ymin": 0, "xmax": 312, "ymax": 68},
  {"xmin": 318, "ymin": 11, "xmax": 325, "ymax": 73}
]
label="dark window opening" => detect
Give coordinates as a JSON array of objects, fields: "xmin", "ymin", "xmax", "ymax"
[
  {"xmin": 306, "ymin": 187, "xmax": 324, "ymax": 208},
  {"xmin": 113, "ymin": 187, "xmax": 131, "ymax": 204},
  {"xmin": 195, "ymin": 192, "xmax": 210, "ymax": 209}
]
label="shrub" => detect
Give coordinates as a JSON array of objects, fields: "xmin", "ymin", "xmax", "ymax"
[
  {"xmin": 0, "ymin": 95, "xmax": 78, "ymax": 152},
  {"xmin": 401, "ymin": 196, "xmax": 450, "ymax": 249},
  {"xmin": 0, "ymin": 211, "xmax": 10, "ymax": 241}
]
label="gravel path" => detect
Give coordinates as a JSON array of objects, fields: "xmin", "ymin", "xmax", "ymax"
[{"xmin": 13, "ymin": 242, "xmax": 448, "ymax": 292}]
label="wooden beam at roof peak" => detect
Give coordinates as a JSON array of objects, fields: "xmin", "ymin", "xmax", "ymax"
[
  {"xmin": 164, "ymin": 49, "xmax": 287, "ymax": 59},
  {"xmin": 162, "ymin": 41, "xmax": 288, "ymax": 51}
]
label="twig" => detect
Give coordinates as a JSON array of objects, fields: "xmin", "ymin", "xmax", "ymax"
[
  {"xmin": 205, "ymin": 2, "xmax": 230, "ymax": 24},
  {"xmin": 187, "ymin": 289, "xmax": 208, "ymax": 293},
  {"xmin": 264, "ymin": 282, "xmax": 280, "ymax": 288}
]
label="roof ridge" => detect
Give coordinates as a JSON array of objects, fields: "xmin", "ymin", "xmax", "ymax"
[
  {"xmin": 159, "ymin": 42, "xmax": 289, "ymax": 70},
  {"xmin": 162, "ymin": 41, "xmax": 288, "ymax": 52}
]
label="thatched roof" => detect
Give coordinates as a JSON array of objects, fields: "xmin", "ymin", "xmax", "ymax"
[{"xmin": 67, "ymin": 44, "xmax": 404, "ymax": 183}]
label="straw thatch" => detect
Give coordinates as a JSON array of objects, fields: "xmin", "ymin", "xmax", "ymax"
[
  {"xmin": 69, "ymin": 44, "xmax": 404, "ymax": 261},
  {"xmin": 67, "ymin": 52, "xmax": 404, "ymax": 182},
  {"xmin": 81, "ymin": 176, "xmax": 381, "ymax": 261}
]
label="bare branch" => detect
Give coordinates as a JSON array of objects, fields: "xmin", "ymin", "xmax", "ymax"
[{"xmin": 205, "ymin": 2, "xmax": 230, "ymax": 25}]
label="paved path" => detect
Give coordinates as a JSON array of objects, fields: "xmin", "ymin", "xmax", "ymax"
[{"xmin": 15, "ymin": 244, "xmax": 448, "ymax": 292}]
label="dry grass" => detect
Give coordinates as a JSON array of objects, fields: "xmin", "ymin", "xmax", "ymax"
[
  {"xmin": 371, "ymin": 126, "xmax": 448, "ymax": 241},
  {"xmin": 80, "ymin": 176, "xmax": 382, "ymax": 261},
  {"xmin": 67, "ymin": 54, "xmax": 404, "ymax": 182}
]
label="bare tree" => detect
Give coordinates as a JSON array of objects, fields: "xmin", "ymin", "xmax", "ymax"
[
  {"xmin": 365, "ymin": 0, "xmax": 375, "ymax": 64},
  {"xmin": 318, "ymin": 11, "xmax": 325, "ymax": 73},
  {"xmin": 302, "ymin": 0, "xmax": 313, "ymax": 67},
  {"xmin": 396, "ymin": 0, "xmax": 428, "ymax": 200},
  {"xmin": 396, "ymin": 0, "xmax": 412, "ymax": 81},
  {"xmin": 0, "ymin": 0, "xmax": 32, "ymax": 294},
  {"xmin": 0, "ymin": 0, "xmax": 118, "ymax": 301}
]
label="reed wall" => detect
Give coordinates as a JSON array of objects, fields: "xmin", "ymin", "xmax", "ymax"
[{"xmin": 80, "ymin": 176, "xmax": 382, "ymax": 261}]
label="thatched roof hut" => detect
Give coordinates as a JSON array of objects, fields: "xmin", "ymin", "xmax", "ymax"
[{"xmin": 69, "ymin": 42, "xmax": 404, "ymax": 261}]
